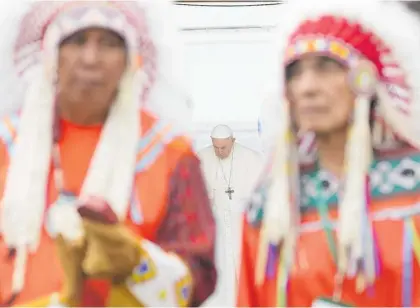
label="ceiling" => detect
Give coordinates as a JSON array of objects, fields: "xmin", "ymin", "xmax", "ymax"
[
  {"xmin": 174, "ymin": 0, "xmax": 420, "ymax": 16},
  {"xmin": 174, "ymin": 0, "xmax": 283, "ymax": 6}
]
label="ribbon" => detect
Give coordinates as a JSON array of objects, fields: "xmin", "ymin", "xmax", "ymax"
[
  {"xmin": 315, "ymin": 176, "xmax": 338, "ymax": 263},
  {"xmin": 402, "ymin": 219, "xmax": 413, "ymax": 307},
  {"xmin": 276, "ymin": 250, "xmax": 290, "ymax": 307},
  {"xmin": 402, "ymin": 218, "xmax": 420, "ymax": 307}
]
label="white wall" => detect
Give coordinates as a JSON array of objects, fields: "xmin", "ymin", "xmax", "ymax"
[{"xmin": 175, "ymin": 4, "xmax": 281, "ymax": 152}]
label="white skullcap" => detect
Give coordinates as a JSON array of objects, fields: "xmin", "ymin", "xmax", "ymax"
[{"xmin": 211, "ymin": 124, "xmax": 233, "ymax": 139}]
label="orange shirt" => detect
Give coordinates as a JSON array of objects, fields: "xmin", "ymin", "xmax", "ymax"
[
  {"xmin": 0, "ymin": 110, "xmax": 217, "ymax": 306},
  {"xmin": 238, "ymin": 148, "xmax": 420, "ymax": 307}
]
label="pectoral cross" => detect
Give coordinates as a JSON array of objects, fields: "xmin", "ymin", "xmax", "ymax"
[{"xmin": 225, "ymin": 186, "xmax": 235, "ymax": 200}]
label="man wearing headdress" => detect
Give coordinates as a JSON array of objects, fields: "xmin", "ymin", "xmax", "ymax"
[
  {"xmin": 238, "ymin": 0, "xmax": 420, "ymax": 306},
  {"xmin": 0, "ymin": 1, "xmax": 216, "ymax": 307}
]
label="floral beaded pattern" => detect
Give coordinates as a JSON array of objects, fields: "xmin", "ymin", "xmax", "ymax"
[{"xmin": 246, "ymin": 149, "xmax": 420, "ymax": 227}]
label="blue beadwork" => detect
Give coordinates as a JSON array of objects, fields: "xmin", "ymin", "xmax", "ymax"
[{"xmin": 137, "ymin": 260, "xmax": 149, "ymax": 274}]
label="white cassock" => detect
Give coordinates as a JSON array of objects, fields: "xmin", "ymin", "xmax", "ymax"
[{"xmin": 198, "ymin": 143, "xmax": 262, "ymax": 307}]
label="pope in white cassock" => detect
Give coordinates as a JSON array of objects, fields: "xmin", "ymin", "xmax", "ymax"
[{"xmin": 198, "ymin": 124, "xmax": 262, "ymax": 306}]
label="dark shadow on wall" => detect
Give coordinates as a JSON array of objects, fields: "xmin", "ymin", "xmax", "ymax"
[{"xmin": 405, "ymin": 1, "xmax": 420, "ymax": 16}]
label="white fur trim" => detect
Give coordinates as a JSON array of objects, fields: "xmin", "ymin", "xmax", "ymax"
[
  {"xmin": 1, "ymin": 66, "xmax": 54, "ymax": 250},
  {"xmin": 338, "ymin": 96, "xmax": 373, "ymax": 275},
  {"xmin": 127, "ymin": 240, "xmax": 193, "ymax": 307},
  {"xmin": 46, "ymin": 198, "xmax": 84, "ymax": 242},
  {"xmin": 263, "ymin": 98, "xmax": 292, "ymax": 245}
]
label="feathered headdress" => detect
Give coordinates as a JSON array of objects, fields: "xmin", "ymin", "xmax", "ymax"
[
  {"xmin": 0, "ymin": 0, "xmax": 190, "ymax": 297},
  {"xmin": 257, "ymin": 0, "xmax": 420, "ymax": 302}
]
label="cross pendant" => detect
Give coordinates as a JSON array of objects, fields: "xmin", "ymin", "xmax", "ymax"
[{"xmin": 225, "ymin": 187, "xmax": 234, "ymax": 200}]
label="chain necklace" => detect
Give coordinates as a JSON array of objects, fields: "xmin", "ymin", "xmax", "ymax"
[{"xmin": 218, "ymin": 144, "xmax": 235, "ymax": 200}]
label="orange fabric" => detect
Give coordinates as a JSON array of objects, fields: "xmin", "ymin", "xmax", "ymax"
[
  {"xmin": 0, "ymin": 110, "xmax": 192, "ymax": 306},
  {"xmin": 238, "ymin": 193, "xmax": 420, "ymax": 307}
]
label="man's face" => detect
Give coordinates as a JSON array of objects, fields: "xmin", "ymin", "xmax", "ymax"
[
  {"xmin": 212, "ymin": 137, "xmax": 234, "ymax": 159},
  {"xmin": 57, "ymin": 28, "xmax": 127, "ymax": 112},
  {"xmin": 286, "ymin": 55, "xmax": 356, "ymax": 134}
]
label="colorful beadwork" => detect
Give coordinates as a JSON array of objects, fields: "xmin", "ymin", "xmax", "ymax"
[
  {"xmin": 349, "ymin": 60, "xmax": 378, "ymax": 96},
  {"xmin": 285, "ymin": 38, "xmax": 358, "ymax": 66},
  {"xmin": 175, "ymin": 273, "xmax": 193, "ymax": 307},
  {"xmin": 131, "ymin": 250, "xmax": 157, "ymax": 283}
]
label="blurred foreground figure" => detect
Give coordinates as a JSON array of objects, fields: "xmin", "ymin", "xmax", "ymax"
[
  {"xmin": 238, "ymin": 0, "xmax": 420, "ymax": 306},
  {"xmin": 0, "ymin": 1, "xmax": 216, "ymax": 306}
]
